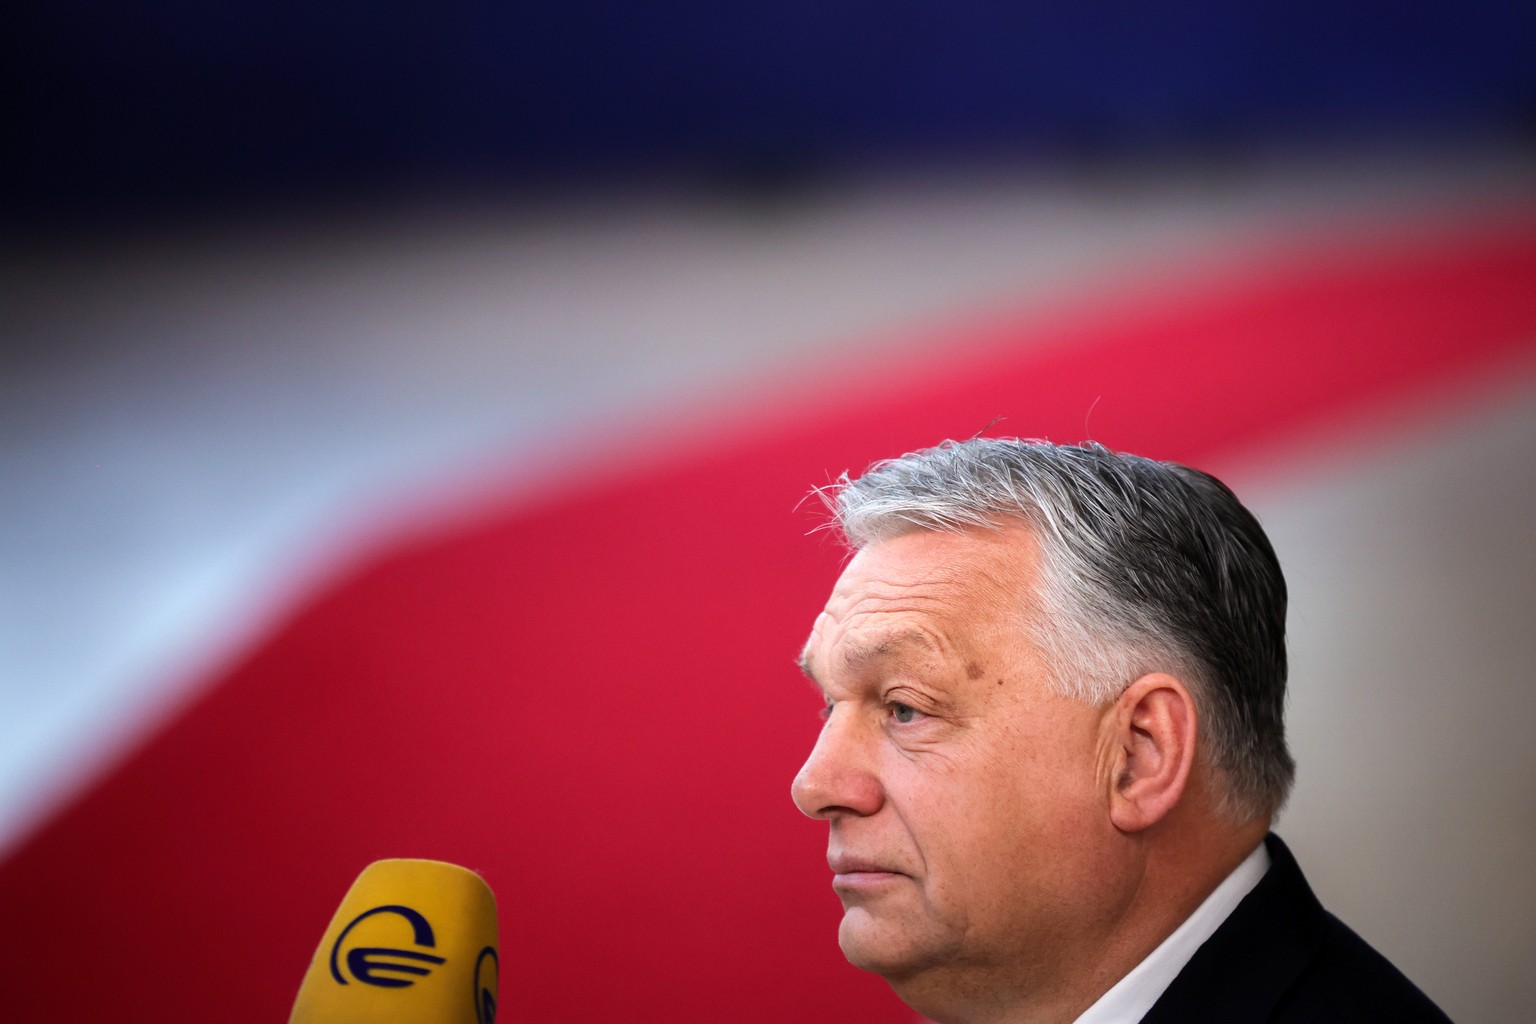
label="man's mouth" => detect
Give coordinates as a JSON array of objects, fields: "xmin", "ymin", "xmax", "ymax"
[
  {"xmin": 828, "ymin": 854, "xmax": 906, "ymax": 890},
  {"xmin": 829, "ymin": 854, "xmax": 896, "ymax": 873}
]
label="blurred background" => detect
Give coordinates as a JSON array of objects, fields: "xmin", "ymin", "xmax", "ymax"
[{"xmin": 3, "ymin": 2, "xmax": 1535, "ymax": 1020}]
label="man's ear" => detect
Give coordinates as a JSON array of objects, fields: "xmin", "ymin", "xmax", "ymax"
[{"xmin": 1105, "ymin": 672, "xmax": 1198, "ymax": 833}]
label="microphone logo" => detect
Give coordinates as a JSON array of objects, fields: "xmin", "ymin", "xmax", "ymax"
[
  {"xmin": 328, "ymin": 904, "xmax": 447, "ymax": 988},
  {"xmin": 475, "ymin": 946, "xmax": 499, "ymax": 1024}
]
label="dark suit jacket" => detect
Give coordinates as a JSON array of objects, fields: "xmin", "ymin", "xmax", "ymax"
[{"xmin": 1139, "ymin": 834, "xmax": 1452, "ymax": 1023}]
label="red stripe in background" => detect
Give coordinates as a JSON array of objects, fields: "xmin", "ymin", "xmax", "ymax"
[{"xmin": 1, "ymin": 223, "xmax": 1533, "ymax": 1021}]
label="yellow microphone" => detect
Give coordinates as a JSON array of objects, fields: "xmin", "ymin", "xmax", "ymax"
[{"xmin": 289, "ymin": 859, "xmax": 500, "ymax": 1023}]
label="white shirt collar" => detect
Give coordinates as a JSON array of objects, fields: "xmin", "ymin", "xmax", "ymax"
[{"xmin": 1071, "ymin": 841, "xmax": 1271, "ymax": 1024}]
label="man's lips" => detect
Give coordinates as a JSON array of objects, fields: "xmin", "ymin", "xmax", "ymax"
[
  {"xmin": 828, "ymin": 854, "xmax": 901, "ymax": 874},
  {"xmin": 828, "ymin": 854, "xmax": 908, "ymax": 888}
]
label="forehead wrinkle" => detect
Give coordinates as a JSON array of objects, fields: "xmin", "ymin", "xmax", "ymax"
[
  {"xmin": 837, "ymin": 551, "xmax": 1022, "ymax": 613},
  {"xmin": 807, "ymin": 533, "xmax": 1036, "ymax": 690}
]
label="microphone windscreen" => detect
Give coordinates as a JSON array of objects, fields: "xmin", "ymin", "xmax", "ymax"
[{"xmin": 288, "ymin": 858, "xmax": 499, "ymax": 1024}]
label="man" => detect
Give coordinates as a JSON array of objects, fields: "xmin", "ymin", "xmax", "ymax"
[{"xmin": 791, "ymin": 438, "xmax": 1450, "ymax": 1023}]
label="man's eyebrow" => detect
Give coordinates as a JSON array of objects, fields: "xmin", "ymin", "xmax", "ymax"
[
  {"xmin": 799, "ymin": 629, "xmax": 940, "ymax": 689},
  {"xmin": 840, "ymin": 629, "xmax": 939, "ymax": 667}
]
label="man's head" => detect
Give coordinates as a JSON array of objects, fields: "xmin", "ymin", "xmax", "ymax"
[{"xmin": 791, "ymin": 438, "xmax": 1292, "ymax": 1019}]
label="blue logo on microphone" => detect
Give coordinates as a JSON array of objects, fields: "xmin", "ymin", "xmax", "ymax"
[
  {"xmin": 329, "ymin": 905, "xmax": 447, "ymax": 988},
  {"xmin": 475, "ymin": 946, "xmax": 499, "ymax": 1023}
]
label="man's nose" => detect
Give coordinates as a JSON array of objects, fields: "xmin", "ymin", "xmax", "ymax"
[{"xmin": 791, "ymin": 707, "xmax": 884, "ymax": 820}]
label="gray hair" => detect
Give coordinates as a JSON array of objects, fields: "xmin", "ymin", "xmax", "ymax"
[{"xmin": 824, "ymin": 437, "xmax": 1294, "ymax": 823}]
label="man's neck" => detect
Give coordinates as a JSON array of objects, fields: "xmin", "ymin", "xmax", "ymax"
[
  {"xmin": 1071, "ymin": 839, "xmax": 1271, "ymax": 1024},
  {"xmin": 892, "ymin": 820, "xmax": 1271, "ymax": 1024}
]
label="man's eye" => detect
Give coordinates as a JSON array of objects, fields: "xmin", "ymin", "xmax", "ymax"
[{"xmin": 891, "ymin": 702, "xmax": 919, "ymax": 724}]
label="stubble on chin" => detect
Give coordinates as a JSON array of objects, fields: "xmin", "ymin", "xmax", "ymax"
[{"xmin": 837, "ymin": 905, "xmax": 962, "ymax": 984}]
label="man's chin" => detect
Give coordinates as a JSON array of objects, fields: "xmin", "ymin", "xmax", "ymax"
[{"xmin": 837, "ymin": 908, "xmax": 938, "ymax": 979}]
